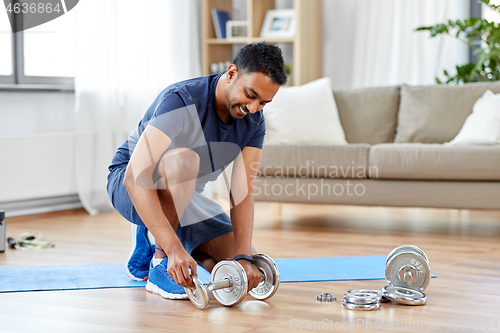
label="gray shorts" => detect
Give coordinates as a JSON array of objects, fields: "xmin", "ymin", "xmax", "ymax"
[{"xmin": 107, "ymin": 166, "xmax": 233, "ymax": 254}]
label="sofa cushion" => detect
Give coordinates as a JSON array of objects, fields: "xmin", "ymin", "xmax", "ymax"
[
  {"xmin": 448, "ymin": 90, "xmax": 500, "ymax": 145},
  {"xmin": 260, "ymin": 144, "xmax": 370, "ymax": 179},
  {"xmin": 369, "ymin": 143, "xmax": 500, "ymax": 180},
  {"xmin": 395, "ymin": 82, "xmax": 500, "ymax": 143},
  {"xmin": 263, "ymin": 78, "xmax": 347, "ymax": 146},
  {"xmin": 333, "ymin": 86, "xmax": 400, "ymax": 144}
]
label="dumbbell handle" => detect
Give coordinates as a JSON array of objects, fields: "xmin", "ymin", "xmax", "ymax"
[
  {"xmin": 207, "ymin": 272, "xmax": 265, "ymax": 292},
  {"xmin": 207, "ymin": 278, "xmax": 232, "ymax": 291}
]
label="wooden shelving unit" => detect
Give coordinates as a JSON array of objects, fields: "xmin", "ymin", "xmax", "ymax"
[{"xmin": 201, "ymin": 0, "xmax": 323, "ymax": 86}]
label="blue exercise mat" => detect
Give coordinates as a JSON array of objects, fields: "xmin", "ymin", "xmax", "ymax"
[
  {"xmin": 0, "ymin": 256, "xmax": 435, "ymax": 293},
  {"xmin": 277, "ymin": 256, "xmax": 387, "ymax": 283}
]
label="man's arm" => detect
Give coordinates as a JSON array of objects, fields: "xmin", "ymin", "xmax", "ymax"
[
  {"xmin": 123, "ymin": 125, "xmax": 197, "ymax": 289},
  {"xmin": 229, "ymin": 146, "xmax": 263, "ymax": 289}
]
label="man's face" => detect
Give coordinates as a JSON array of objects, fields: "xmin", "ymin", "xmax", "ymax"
[{"xmin": 225, "ymin": 67, "xmax": 280, "ymax": 120}]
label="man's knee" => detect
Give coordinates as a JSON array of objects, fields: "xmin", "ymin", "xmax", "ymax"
[
  {"xmin": 197, "ymin": 232, "xmax": 235, "ymax": 263},
  {"xmin": 156, "ymin": 148, "xmax": 200, "ymax": 186}
]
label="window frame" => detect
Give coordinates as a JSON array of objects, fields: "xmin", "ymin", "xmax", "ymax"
[
  {"xmin": 0, "ymin": 0, "xmax": 74, "ymax": 89},
  {"xmin": 470, "ymin": 0, "xmax": 483, "ymax": 64}
]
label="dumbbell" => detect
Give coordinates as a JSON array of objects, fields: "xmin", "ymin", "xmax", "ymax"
[
  {"xmin": 185, "ymin": 253, "xmax": 280, "ymax": 309},
  {"xmin": 385, "ymin": 245, "xmax": 431, "ymax": 291}
]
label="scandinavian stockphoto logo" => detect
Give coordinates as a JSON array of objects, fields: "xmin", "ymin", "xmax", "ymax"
[{"xmin": 3, "ymin": 0, "xmax": 78, "ymax": 33}]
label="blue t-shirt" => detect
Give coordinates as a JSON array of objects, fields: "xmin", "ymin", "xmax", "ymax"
[{"xmin": 109, "ymin": 74, "xmax": 266, "ymax": 191}]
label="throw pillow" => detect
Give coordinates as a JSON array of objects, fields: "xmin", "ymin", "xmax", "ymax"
[
  {"xmin": 334, "ymin": 86, "xmax": 400, "ymax": 144},
  {"xmin": 263, "ymin": 77, "xmax": 347, "ymax": 145},
  {"xmin": 394, "ymin": 82, "xmax": 500, "ymax": 143},
  {"xmin": 447, "ymin": 90, "xmax": 500, "ymax": 145}
]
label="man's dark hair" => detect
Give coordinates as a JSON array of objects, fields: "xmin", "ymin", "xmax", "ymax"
[{"xmin": 232, "ymin": 42, "xmax": 287, "ymax": 86}]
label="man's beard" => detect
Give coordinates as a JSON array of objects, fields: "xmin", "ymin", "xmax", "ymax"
[{"xmin": 227, "ymin": 103, "xmax": 249, "ymax": 120}]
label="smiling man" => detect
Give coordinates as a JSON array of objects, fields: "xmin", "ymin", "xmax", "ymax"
[{"xmin": 106, "ymin": 42, "xmax": 287, "ymax": 300}]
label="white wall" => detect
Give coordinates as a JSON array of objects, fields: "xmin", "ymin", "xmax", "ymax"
[
  {"xmin": 0, "ymin": 91, "xmax": 78, "ymax": 213},
  {"xmin": 323, "ymin": 0, "xmax": 358, "ymax": 89},
  {"xmin": 0, "ymin": 91, "xmax": 74, "ymax": 136}
]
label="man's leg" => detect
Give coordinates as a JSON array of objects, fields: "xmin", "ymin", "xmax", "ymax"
[
  {"xmin": 153, "ymin": 148, "xmax": 200, "ymax": 256},
  {"xmin": 192, "ymin": 232, "xmax": 235, "ymax": 272},
  {"xmin": 144, "ymin": 148, "xmax": 200, "ymax": 299},
  {"xmin": 194, "ymin": 233, "xmax": 256, "ymax": 272},
  {"xmin": 123, "ymin": 147, "xmax": 199, "ymax": 282}
]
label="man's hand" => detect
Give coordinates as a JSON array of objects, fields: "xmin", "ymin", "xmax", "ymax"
[
  {"xmin": 237, "ymin": 259, "xmax": 262, "ymax": 290},
  {"xmin": 166, "ymin": 246, "xmax": 198, "ymax": 290}
]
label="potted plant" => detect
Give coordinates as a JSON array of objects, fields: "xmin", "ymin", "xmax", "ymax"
[{"xmin": 416, "ymin": 0, "xmax": 500, "ymax": 84}]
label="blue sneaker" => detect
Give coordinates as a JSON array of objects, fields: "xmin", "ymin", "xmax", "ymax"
[
  {"xmin": 125, "ymin": 224, "xmax": 154, "ymax": 281},
  {"xmin": 146, "ymin": 257, "xmax": 188, "ymax": 299}
]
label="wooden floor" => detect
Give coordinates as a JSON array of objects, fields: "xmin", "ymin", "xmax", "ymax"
[{"xmin": 1, "ymin": 203, "xmax": 500, "ymax": 333}]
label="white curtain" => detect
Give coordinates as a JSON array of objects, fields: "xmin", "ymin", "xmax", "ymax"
[
  {"xmin": 74, "ymin": 0, "xmax": 201, "ymax": 215},
  {"xmin": 352, "ymin": 0, "xmax": 470, "ymax": 88}
]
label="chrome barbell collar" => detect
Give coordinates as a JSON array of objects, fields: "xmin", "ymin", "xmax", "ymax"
[{"xmin": 317, "ymin": 292, "xmax": 336, "ymax": 302}]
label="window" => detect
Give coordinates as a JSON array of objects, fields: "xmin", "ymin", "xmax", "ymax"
[
  {"xmin": 483, "ymin": 0, "xmax": 500, "ymax": 23},
  {"xmin": 0, "ymin": 12, "xmax": 13, "ymax": 78},
  {"xmin": 0, "ymin": 0, "xmax": 75, "ymax": 87}
]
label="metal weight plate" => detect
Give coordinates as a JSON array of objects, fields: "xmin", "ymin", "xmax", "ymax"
[
  {"xmin": 382, "ymin": 285, "xmax": 427, "ymax": 306},
  {"xmin": 342, "ymin": 300, "xmax": 380, "ymax": 311},
  {"xmin": 347, "ymin": 289, "xmax": 389, "ymax": 302},
  {"xmin": 387, "ymin": 245, "xmax": 430, "ymax": 266},
  {"xmin": 185, "ymin": 276, "xmax": 209, "ymax": 310},
  {"xmin": 343, "ymin": 292, "xmax": 380, "ymax": 305},
  {"xmin": 387, "ymin": 245, "xmax": 416, "ymax": 264},
  {"xmin": 385, "ymin": 250, "xmax": 431, "ymax": 291},
  {"xmin": 387, "ymin": 245, "xmax": 430, "ymax": 272},
  {"xmin": 346, "ymin": 289, "xmax": 382, "ymax": 299},
  {"xmin": 345, "ymin": 289, "xmax": 390, "ymax": 303},
  {"xmin": 211, "ymin": 260, "xmax": 248, "ymax": 306},
  {"xmin": 386, "ymin": 251, "xmax": 430, "ymax": 291},
  {"xmin": 248, "ymin": 253, "xmax": 281, "ymax": 300}
]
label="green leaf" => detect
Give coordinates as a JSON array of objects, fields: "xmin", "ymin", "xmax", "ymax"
[
  {"xmin": 420, "ymin": 6, "xmax": 500, "ymax": 84},
  {"xmin": 430, "ymin": 24, "xmax": 450, "ymax": 36}
]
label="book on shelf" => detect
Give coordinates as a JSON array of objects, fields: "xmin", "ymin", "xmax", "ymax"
[{"xmin": 211, "ymin": 8, "xmax": 230, "ymax": 39}]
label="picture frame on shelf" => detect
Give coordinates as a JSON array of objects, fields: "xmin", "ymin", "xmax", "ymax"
[
  {"xmin": 260, "ymin": 9, "xmax": 296, "ymax": 38},
  {"xmin": 226, "ymin": 20, "xmax": 248, "ymax": 39}
]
